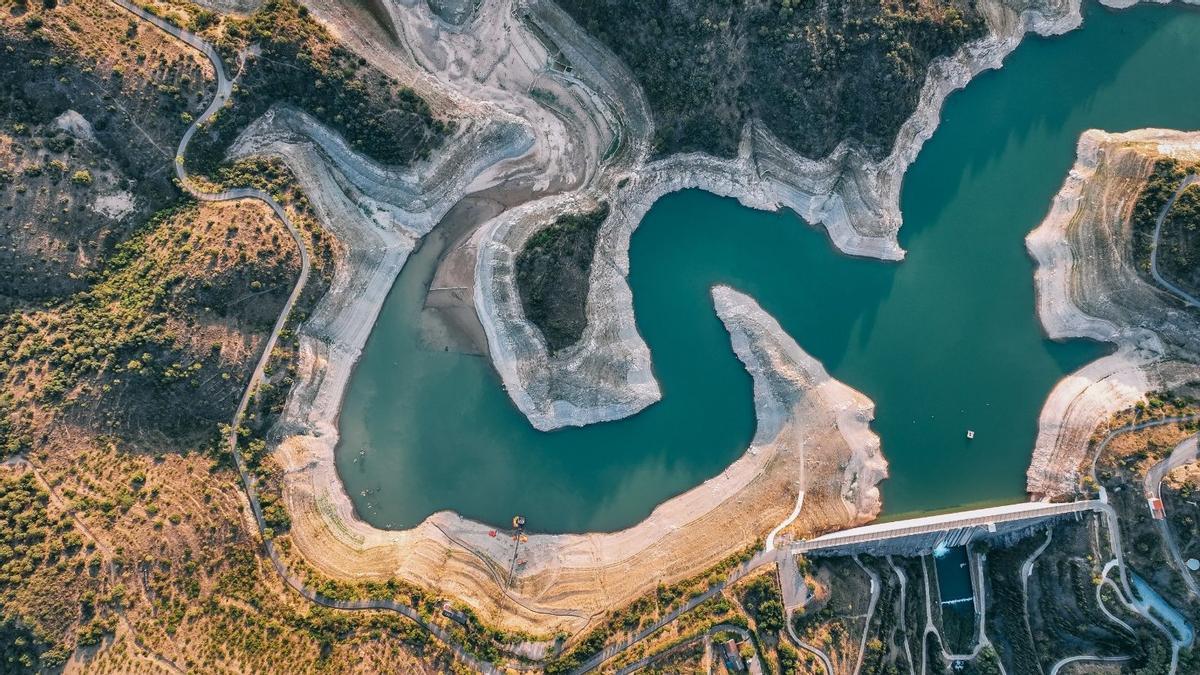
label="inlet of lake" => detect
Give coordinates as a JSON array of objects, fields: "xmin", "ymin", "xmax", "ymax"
[{"xmin": 335, "ymin": 3, "xmax": 1200, "ymax": 534}]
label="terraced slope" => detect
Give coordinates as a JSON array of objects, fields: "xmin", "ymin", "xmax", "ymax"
[{"xmin": 556, "ymin": 0, "xmax": 985, "ymax": 158}]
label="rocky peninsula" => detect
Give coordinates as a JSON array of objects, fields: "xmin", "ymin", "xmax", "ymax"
[
  {"xmin": 199, "ymin": 0, "xmax": 1200, "ymax": 635},
  {"xmin": 472, "ymin": 0, "xmax": 1159, "ymax": 431},
  {"xmin": 1027, "ymin": 129, "xmax": 1200, "ymax": 497},
  {"xmin": 279, "ymin": 285, "xmax": 884, "ymax": 632}
]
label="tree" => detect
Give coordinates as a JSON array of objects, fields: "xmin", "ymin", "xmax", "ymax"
[{"xmin": 756, "ymin": 598, "xmax": 785, "ymax": 633}]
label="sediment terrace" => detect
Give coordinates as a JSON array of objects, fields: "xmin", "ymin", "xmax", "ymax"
[
  {"xmin": 280, "ymin": 286, "xmax": 884, "ymax": 632},
  {"xmin": 1027, "ymin": 129, "xmax": 1200, "ymax": 497},
  {"xmin": 172, "ymin": 0, "xmax": 1200, "ymax": 636},
  {"xmin": 475, "ymin": 0, "xmax": 1136, "ymax": 431}
]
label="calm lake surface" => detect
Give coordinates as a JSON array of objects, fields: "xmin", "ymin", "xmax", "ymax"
[{"xmin": 336, "ymin": 3, "xmax": 1200, "ymax": 533}]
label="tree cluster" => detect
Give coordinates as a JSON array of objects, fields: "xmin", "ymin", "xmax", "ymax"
[
  {"xmin": 515, "ymin": 203, "xmax": 610, "ymax": 352},
  {"xmin": 186, "ymin": 0, "xmax": 449, "ymax": 177},
  {"xmin": 556, "ymin": 0, "xmax": 985, "ymax": 159}
]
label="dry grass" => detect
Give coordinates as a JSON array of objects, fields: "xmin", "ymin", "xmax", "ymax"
[
  {"xmin": 0, "ymin": 193, "xmax": 443, "ymax": 671},
  {"xmin": 0, "ymin": 0, "xmax": 216, "ymax": 308},
  {"xmin": 2, "ymin": 199, "xmax": 298, "ymax": 451}
]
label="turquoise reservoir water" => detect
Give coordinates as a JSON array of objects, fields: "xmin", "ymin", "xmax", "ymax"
[{"xmin": 336, "ymin": 3, "xmax": 1200, "ymax": 533}]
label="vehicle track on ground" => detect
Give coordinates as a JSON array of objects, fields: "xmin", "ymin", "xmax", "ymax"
[
  {"xmin": 100, "ymin": 4, "xmax": 1200, "ymax": 673},
  {"xmin": 1085, "ymin": 416, "xmax": 1200, "ymax": 675},
  {"xmin": 1144, "ymin": 435, "xmax": 1200, "ymax": 598},
  {"xmin": 104, "ymin": 2, "xmax": 511, "ymax": 671}
]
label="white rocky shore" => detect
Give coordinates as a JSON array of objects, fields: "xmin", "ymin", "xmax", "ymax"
[
  {"xmin": 713, "ymin": 286, "xmax": 889, "ymax": 523},
  {"xmin": 476, "ymin": 0, "xmax": 1184, "ymax": 431},
  {"xmin": 187, "ymin": 0, "xmax": 1200, "ymax": 634},
  {"xmin": 279, "ymin": 285, "xmax": 883, "ymax": 632},
  {"xmin": 1026, "ymin": 129, "xmax": 1200, "ymax": 498}
]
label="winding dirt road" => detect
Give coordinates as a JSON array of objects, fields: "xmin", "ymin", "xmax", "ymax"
[
  {"xmin": 1144, "ymin": 435, "xmax": 1200, "ymax": 599},
  {"xmin": 1150, "ymin": 173, "xmax": 1200, "ymax": 308},
  {"xmin": 95, "ymin": 4, "xmax": 1200, "ymax": 673}
]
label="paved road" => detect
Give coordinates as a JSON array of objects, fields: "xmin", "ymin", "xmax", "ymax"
[
  {"xmin": 791, "ymin": 501, "xmax": 1102, "ymax": 553},
  {"xmin": 785, "ymin": 614, "xmax": 834, "ymax": 675},
  {"xmin": 581, "ymin": 498, "xmax": 1094, "ymax": 674},
  {"xmin": 1095, "ymin": 577, "xmax": 1136, "ymax": 635},
  {"xmin": 1145, "ymin": 435, "xmax": 1200, "ymax": 598},
  {"xmin": 1020, "ymin": 529, "xmax": 1053, "ymax": 597},
  {"xmin": 105, "ymin": 4, "xmax": 514, "ymax": 672},
  {"xmin": 1086, "ymin": 419, "xmax": 1200, "ymax": 675},
  {"xmin": 1150, "ymin": 174, "xmax": 1200, "ymax": 308},
  {"xmin": 887, "ymin": 557, "xmax": 918, "ymax": 675},
  {"xmin": 614, "ymin": 623, "xmax": 755, "ymax": 675},
  {"xmin": 766, "ymin": 485, "xmax": 804, "ymax": 552},
  {"xmin": 1089, "ymin": 415, "xmax": 1200, "ymax": 492},
  {"xmin": 69, "ymin": 29, "xmax": 1199, "ymax": 662},
  {"xmin": 573, "ymin": 548, "xmax": 783, "ymax": 673},
  {"xmin": 852, "ymin": 556, "xmax": 882, "ymax": 673},
  {"xmin": 778, "ymin": 549, "xmax": 809, "ymax": 612},
  {"xmin": 1145, "ymin": 435, "xmax": 1199, "ymax": 504},
  {"xmin": 1047, "ymin": 654, "xmax": 1130, "ymax": 675}
]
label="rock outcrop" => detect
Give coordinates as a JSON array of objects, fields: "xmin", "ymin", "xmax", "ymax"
[{"xmin": 218, "ymin": 0, "xmax": 1200, "ymax": 635}]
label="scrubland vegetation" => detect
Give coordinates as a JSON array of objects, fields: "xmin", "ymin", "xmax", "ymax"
[
  {"xmin": 1159, "ymin": 182, "xmax": 1200, "ymax": 297},
  {"xmin": 857, "ymin": 555, "xmax": 907, "ymax": 675},
  {"xmin": 0, "ymin": 2, "xmax": 450, "ymax": 665},
  {"xmin": 0, "ymin": 0, "xmax": 212, "ymax": 307},
  {"xmin": 0, "ymin": 201, "xmax": 298, "ymax": 451},
  {"xmin": 1130, "ymin": 157, "xmax": 1200, "ymax": 298},
  {"xmin": 793, "ymin": 555, "xmax": 873, "ymax": 670},
  {"xmin": 515, "ymin": 203, "xmax": 609, "ymax": 352},
  {"xmin": 543, "ymin": 543, "xmax": 758, "ymax": 673},
  {"xmin": 556, "ymin": 0, "xmax": 985, "ymax": 159},
  {"xmin": 0, "ymin": 470, "xmax": 109, "ymax": 671},
  {"xmin": 1082, "ymin": 398, "xmax": 1200, "ymax": 674}
]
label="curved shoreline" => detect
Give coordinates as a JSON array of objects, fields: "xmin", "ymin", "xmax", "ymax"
[
  {"xmin": 129, "ymin": 0, "xmax": 1200, "ymax": 640},
  {"xmin": 477, "ymin": 0, "xmax": 1154, "ymax": 431},
  {"xmin": 104, "ymin": 2, "xmax": 517, "ymax": 671},
  {"xmin": 279, "ymin": 283, "xmax": 886, "ymax": 633},
  {"xmin": 1026, "ymin": 129, "xmax": 1200, "ymax": 498},
  {"xmin": 264, "ymin": 0, "xmax": 1200, "ymax": 634}
]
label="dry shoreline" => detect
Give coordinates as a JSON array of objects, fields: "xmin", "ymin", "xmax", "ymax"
[
  {"xmin": 1026, "ymin": 129, "xmax": 1200, "ymax": 497},
  {"xmin": 476, "ymin": 0, "xmax": 1132, "ymax": 432},
  {"xmin": 279, "ymin": 284, "xmax": 885, "ymax": 633}
]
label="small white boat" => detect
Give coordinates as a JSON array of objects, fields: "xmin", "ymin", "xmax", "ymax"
[{"xmin": 966, "ymin": 430, "xmax": 975, "ymax": 440}]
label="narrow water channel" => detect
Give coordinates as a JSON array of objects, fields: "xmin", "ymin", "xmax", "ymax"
[
  {"xmin": 336, "ymin": 3, "xmax": 1200, "ymax": 533},
  {"xmin": 934, "ymin": 547, "xmax": 974, "ymax": 606}
]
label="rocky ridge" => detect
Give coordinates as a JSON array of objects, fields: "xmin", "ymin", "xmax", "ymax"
[{"xmin": 185, "ymin": 0, "xmax": 1200, "ymax": 634}]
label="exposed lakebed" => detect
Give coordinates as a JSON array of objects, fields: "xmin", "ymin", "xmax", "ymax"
[{"xmin": 336, "ymin": 3, "xmax": 1200, "ymax": 533}]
